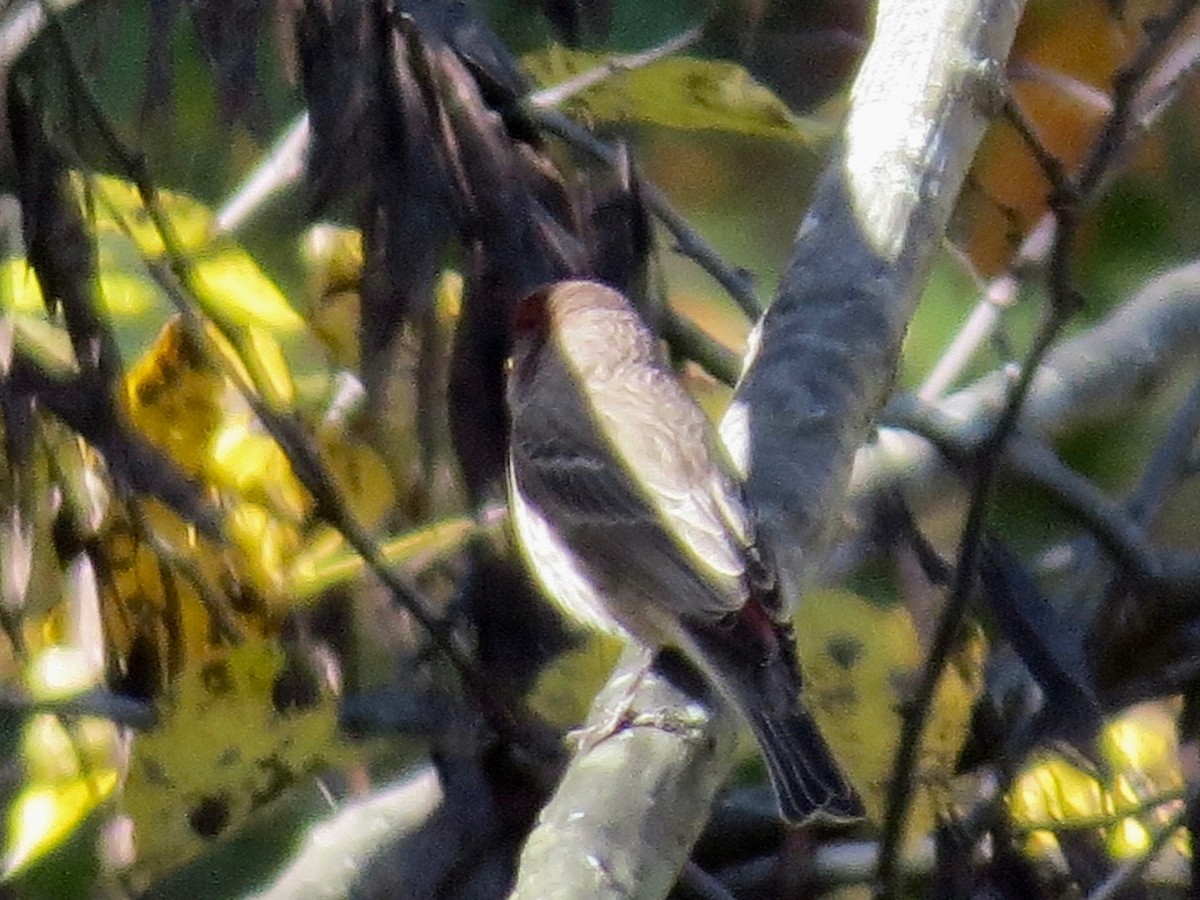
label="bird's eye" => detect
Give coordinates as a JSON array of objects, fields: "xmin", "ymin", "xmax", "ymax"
[{"xmin": 504, "ymin": 357, "xmax": 515, "ymax": 375}]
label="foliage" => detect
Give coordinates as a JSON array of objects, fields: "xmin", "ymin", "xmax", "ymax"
[{"xmin": 0, "ymin": 0, "xmax": 1198, "ymax": 897}]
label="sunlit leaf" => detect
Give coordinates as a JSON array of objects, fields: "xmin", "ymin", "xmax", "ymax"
[
  {"xmin": 1009, "ymin": 704, "xmax": 1185, "ymax": 860},
  {"xmin": 24, "ymin": 647, "xmax": 100, "ymax": 702},
  {"xmin": 1107, "ymin": 816, "xmax": 1152, "ymax": 859},
  {"xmin": 209, "ymin": 418, "xmax": 309, "ymax": 523},
  {"xmin": 795, "ymin": 589, "xmax": 983, "ymax": 842},
  {"xmin": 226, "ymin": 501, "xmax": 304, "ymax": 601},
  {"xmin": 7, "ymin": 312, "xmax": 78, "ymax": 376},
  {"xmin": 123, "ymin": 318, "xmax": 227, "ymax": 477},
  {"xmin": 121, "ymin": 639, "xmax": 351, "ymax": 886},
  {"xmin": 189, "ymin": 249, "xmax": 305, "ymax": 334},
  {"xmin": 289, "ymin": 514, "xmax": 485, "ymax": 601},
  {"xmin": 523, "ymin": 49, "xmax": 826, "ymax": 142},
  {"xmin": 2, "ymin": 772, "xmax": 119, "ymax": 879},
  {"xmin": 1010, "ymin": 756, "xmax": 1109, "ymax": 826}
]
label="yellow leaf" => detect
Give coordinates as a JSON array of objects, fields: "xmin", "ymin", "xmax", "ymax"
[
  {"xmin": 0, "ymin": 258, "xmax": 43, "ymax": 313},
  {"xmin": 1107, "ymin": 816, "xmax": 1152, "ymax": 859},
  {"xmin": 1010, "ymin": 756, "xmax": 1108, "ymax": 826},
  {"xmin": 24, "ymin": 646, "xmax": 100, "ymax": 701},
  {"xmin": 3, "ymin": 771, "xmax": 119, "ymax": 879},
  {"xmin": 317, "ymin": 428, "xmax": 395, "ymax": 529},
  {"xmin": 121, "ymin": 639, "xmax": 352, "ymax": 886},
  {"xmin": 209, "ymin": 418, "xmax": 309, "ymax": 522},
  {"xmin": 20, "ymin": 716, "xmax": 83, "ymax": 785},
  {"xmin": 526, "ymin": 633, "xmax": 624, "ymax": 732},
  {"xmin": 226, "ymin": 501, "xmax": 304, "ymax": 601},
  {"xmin": 240, "ymin": 326, "xmax": 296, "ymax": 410},
  {"xmin": 190, "ymin": 248, "xmax": 305, "ymax": 334},
  {"xmin": 289, "ymin": 514, "xmax": 482, "ymax": 601},
  {"xmin": 795, "ymin": 589, "xmax": 983, "ymax": 843},
  {"xmin": 123, "ymin": 318, "xmax": 226, "ymax": 476},
  {"xmin": 82, "ymin": 175, "xmax": 213, "ymax": 255}
]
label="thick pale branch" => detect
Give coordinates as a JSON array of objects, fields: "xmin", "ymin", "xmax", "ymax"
[
  {"xmin": 510, "ymin": 648, "xmax": 739, "ymax": 899},
  {"xmin": 722, "ymin": 0, "xmax": 1025, "ymax": 601},
  {"xmin": 852, "ymin": 260, "xmax": 1200, "ymax": 507}
]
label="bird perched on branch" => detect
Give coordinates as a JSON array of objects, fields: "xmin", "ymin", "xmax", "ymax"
[{"xmin": 505, "ymin": 279, "xmax": 863, "ymax": 823}]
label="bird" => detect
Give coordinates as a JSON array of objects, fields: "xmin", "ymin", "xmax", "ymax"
[{"xmin": 504, "ymin": 279, "xmax": 863, "ymax": 824}]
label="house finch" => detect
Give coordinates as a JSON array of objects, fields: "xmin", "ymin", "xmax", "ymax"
[{"xmin": 505, "ymin": 279, "xmax": 863, "ymax": 823}]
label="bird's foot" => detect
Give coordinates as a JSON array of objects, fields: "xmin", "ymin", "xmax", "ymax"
[
  {"xmin": 627, "ymin": 705, "xmax": 710, "ymax": 740},
  {"xmin": 567, "ymin": 646, "xmax": 656, "ymax": 754}
]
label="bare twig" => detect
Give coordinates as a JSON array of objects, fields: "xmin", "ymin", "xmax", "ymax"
[
  {"xmin": 528, "ymin": 107, "xmax": 764, "ymax": 317},
  {"xmin": 527, "ymin": 24, "xmax": 704, "ymax": 109},
  {"xmin": 917, "ymin": 271, "xmax": 1017, "ymax": 401},
  {"xmin": 0, "ymin": 686, "xmax": 156, "ymax": 728},
  {"xmin": 877, "ymin": 9, "xmax": 1200, "ymax": 893},
  {"xmin": 1085, "ymin": 806, "xmax": 1188, "ymax": 900},
  {"xmin": 886, "ymin": 398, "xmax": 1200, "ymax": 595},
  {"xmin": 214, "ymin": 114, "xmax": 310, "ymax": 234},
  {"xmin": 877, "ymin": 303, "xmax": 1072, "ymax": 898}
]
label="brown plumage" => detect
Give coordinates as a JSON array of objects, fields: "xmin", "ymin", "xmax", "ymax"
[{"xmin": 505, "ymin": 279, "xmax": 862, "ymax": 823}]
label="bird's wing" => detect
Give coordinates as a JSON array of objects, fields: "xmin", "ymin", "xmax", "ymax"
[{"xmin": 510, "ymin": 351, "xmax": 746, "ymax": 623}]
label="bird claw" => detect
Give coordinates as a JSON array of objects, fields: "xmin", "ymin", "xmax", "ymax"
[
  {"xmin": 628, "ymin": 706, "xmax": 709, "ymax": 739},
  {"xmin": 567, "ymin": 703, "xmax": 709, "ymax": 754}
]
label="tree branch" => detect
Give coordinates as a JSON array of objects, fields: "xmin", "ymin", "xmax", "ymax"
[{"xmin": 852, "ymin": 260, "xmax": 1200, "ymax": 508}]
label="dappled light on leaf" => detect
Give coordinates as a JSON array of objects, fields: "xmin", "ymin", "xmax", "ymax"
[
  {"xmin": 1009, "ymin": 704, "xmax": 1185, "ymax": 864},
  {"xmin": 3, "ymin": 644, "xmax": 122, "ymax": 880},
  {"xmin": 121, "ymin": 639, "xmax": 349, "ymax": 887},
  {"xmin": 523, "ymin": 49, "xmax": 823, "ymax": 142},
  {"xmin": 795, "ymin": 589, "xmax": 983, "ymax": 842}
]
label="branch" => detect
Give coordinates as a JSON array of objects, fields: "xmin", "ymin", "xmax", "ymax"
[
  {"xmin": 852, "ymin": 260, "xmax": 1200, "ymax": 507},
  {"xmin": 510, "ymin": 647, "xmax": 740, "ymax": 899},
  {"xmin": 248, "ymin": 767, "xmax": 444, "ymax": 900},
  {"xmin": 721, "ymin": 0, "xmax": 1023, "ymax": 598}
]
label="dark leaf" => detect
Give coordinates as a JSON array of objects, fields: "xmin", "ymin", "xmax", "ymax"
[
  {"xmin": 8, "ymin": 80, "xmax": 121, "ymax": 386},
  {"xmin": 186, "ymin": 0, "xmax": 269, "ymax": 133},
  {"xmin": 295, "ymin": 0, "xmax": 386, "ymax": 213},
  {"xmin": 524, "ymin": 0, "xmax": 614, "ymax": 46},
  {"xmin": 140, "ymin": 0, "xmax": 181, "ymax": 126},
  {"xmin": 7, "ymin": 350, "xmax": 222, "ymax": 539}
]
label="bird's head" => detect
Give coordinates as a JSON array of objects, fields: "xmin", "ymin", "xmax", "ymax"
[{"xmin": 507, "ymin": 280, "xmax": 657, "ymax": 384}]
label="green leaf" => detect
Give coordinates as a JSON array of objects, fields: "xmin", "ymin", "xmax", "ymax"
[{"xmin": 524, "ymin": 49, "xmax": 831, "ymax": 142}]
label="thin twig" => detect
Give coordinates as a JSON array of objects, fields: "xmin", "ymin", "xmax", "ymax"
[
  {"xmin": 527, "ymin": 24, "xmax": 704, "ymax": 109},
  {"xmin": 876, "ymin": 305, "xmax": 1071, "ymax": 899},
  {"xmin": 529, "ymin": 107, "xmax": 764, "ymax": 317},
  {"xmin": 887, "ymin": 398, "xmax": 1200, "ymax": 595},
  {"xmin": 1077, "ymin": 0, "xmax": 1200, "ymax": 198},
  {"xmin": 1014, "ymin": 787, "xmax": 1186, "ymax": 835},
  {"xmin": 0, "ymin": 686, "xmax": 157, "ymax": 728},
  {"xmin": 918, "ymin": 273, "xmax": 1017, "ymax": 401},
  {"xmin": 1085, "ymin": 805, "xmax": 1188, "ymax": 900},
  {"xmin": 922, "ymin": 2, "xmax": 1200, "ymax": 405},
  {"xmin": 214, "ymin": 113, "xmax": 310, "ymax": 234},
  {"xmin": 660, "ymin": 305, "xmax": 740, "ymax": 387}
]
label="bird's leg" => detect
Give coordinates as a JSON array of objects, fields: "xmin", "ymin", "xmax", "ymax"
[{"xmin": 568, "ymin": 644, "xmax": 656, "ymax": 755}]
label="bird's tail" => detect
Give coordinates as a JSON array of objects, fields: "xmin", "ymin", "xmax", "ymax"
[
  {"xmin": 740, "ymin": 696, "xmax": 864, "ymax": 824},
  {"xmin": 684, "ymin": 616, "xmax": 864, "ymax": 824}
]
